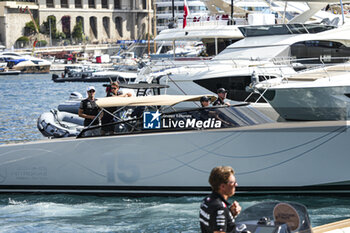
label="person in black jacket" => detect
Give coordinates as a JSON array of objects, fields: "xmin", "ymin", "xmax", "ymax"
[
  {"xmin": 199, "ymin": 166, "xmax": 241, "ymax": 233},
  {"xmin": 78, "ymin": 86, "xmax": 101, "ymax": 136},
  {"xmin": 213, "ymin": 88, "xmax": 230, "ymax": 106}
]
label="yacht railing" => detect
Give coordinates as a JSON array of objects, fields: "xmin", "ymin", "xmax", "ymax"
[
  {"xmin": 248, "ymin": 57, "xmax": 350, "ymax": 98},
  {"xmin": 271, "ymin": 56, "xmax": 350, "ymax": 66},
  {"xmin": 147, "ymin": 56, "xmax": 350, "ymax": 74},
  {"xmin": 242, "ymin": 56, "xmax": 350, "ymax": 102}
]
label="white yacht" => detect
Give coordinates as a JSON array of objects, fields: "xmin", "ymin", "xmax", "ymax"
[
  {"xmin": 151, "ymin": 23, "xmax": 350, "ymax": 106},
  {"xmin": 254, "ymin": 62, "xmax": 350, "ymax": 121},
  {"xmin": 1, "ymin": 95, "xmax": 350, "ymax": 194},
  {"xmin": 0, "ymin": 52, "xmax": 51, "ymax": 73},
  {"xmin": 147, "ymin": 0, "xmax": 347, "ymax": 105}
]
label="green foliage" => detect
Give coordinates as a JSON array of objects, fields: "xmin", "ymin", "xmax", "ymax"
[
  {"xmin": 24, "ymin": 20, "xmax": 39, "ymax": 36},
  {"xmin": 42, "ymin": 16, "xmax": 57, "ymax": 36},
  {"xmin": 72, "ymin": 21, "xmax": 84, "ymax": 42},
  {"xmin": 38, "ymin": 40, "xmax": 48, "ymax": 47},
  {"xmin": 16, "ymin": 36, "xmax": 29, "ymax": 42},
  {"xmin": 55, "ymin": 32, "xmax": 66, "ymax": 40},
  {"xmin": 15, "ymin": 36, "xmax": 30, "ymax": 48}
]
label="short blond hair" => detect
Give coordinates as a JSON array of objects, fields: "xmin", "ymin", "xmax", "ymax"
[{"xmin": 209, "ymin": 166, "xmax": 235, "ymax": 192}]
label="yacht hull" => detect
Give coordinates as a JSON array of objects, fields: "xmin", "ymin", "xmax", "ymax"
[
  {"xmin": 0, "ymin": 121, "xmax": 349, "ymax": 195},
  {"xmin": 13, "ymin": 64, "xmax": 51, "ymax": 74},
  {"xmin": 264, "ymin": 85, "xmax": 350, "ymax": 121}
]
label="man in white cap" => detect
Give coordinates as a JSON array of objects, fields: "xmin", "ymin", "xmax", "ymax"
[{"xmin": 78, "ymin": 86, "xmax": 101, "ymax": 136}]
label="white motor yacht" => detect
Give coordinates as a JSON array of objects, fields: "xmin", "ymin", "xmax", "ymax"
[
  {"xmin": 254, "ymin": 62, "xmax": 350, "ymax": 120},
  {"xmin": 150, "ymin": 23, "xmax": 350, "ymax": 106},
  {"xmin": 0, "ymin": 52, "xmax": 51, "ymax": 73},
  {"xmin": 146, "ymin": 0, "xmax": 347, "ymax": 105},
  {"xmin": 1, "ymin": 95, "xmax": 350, "ymax": 194}
]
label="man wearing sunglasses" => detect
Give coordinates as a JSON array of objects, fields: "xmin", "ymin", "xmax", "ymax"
[
  {"xmin": 78, "ymin": 86, "xmax": 101, "ymax": 136},
  {"xmin": 107, "ymin": 82, "xmax": 132, "ymax": 98},
  {"xmin": 101, "ymin": 82, "xmax": 132, "ymax": 135},
  {"xmin": 200, "ymin": 166, "xmax": 241, "ymax": 233}
]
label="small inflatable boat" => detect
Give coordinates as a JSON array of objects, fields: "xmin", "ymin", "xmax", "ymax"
[{"xmin": 37, "ymin": 109, "xmax": 84, "ymax": 138}]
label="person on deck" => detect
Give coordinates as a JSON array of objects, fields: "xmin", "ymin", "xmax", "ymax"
[
  {"xmin": 101, "ymin": 82, "xmax": 132, "ymax": 135},
  {"xmin": 200, "ymin": 96, "xmax": 211, "ymax": 107},
  {"xmin": 213, "ymin": 88, "xmax": 230, "ymax": 106},
  {"xmin": 78, "ymin": 86, "xmax": 101, "ymax": 136}
]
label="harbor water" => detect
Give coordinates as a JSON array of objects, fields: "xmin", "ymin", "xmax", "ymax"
[{"xmin": 1, "ymin": 74, "xmax": 350, "ymax": 232}]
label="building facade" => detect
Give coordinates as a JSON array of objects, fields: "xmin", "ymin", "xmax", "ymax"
[{"xmin": 0, "ymin": 0, "xmax": 153, "ymax": 49}]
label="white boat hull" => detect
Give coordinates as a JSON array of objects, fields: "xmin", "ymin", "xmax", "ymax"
[
  {"xmin": 0, "ymin": 121, "xmax": 349, "ymax": 194},
  {"xmin": 264, "ymin": 85, "xmax": 350, "ymax": 121}
]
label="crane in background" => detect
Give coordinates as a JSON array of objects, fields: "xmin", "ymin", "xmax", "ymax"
[{"xmin": 18, "ymin": 6, "xmax": 40, "ymax": 55}]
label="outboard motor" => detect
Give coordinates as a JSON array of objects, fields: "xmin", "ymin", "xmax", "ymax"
[
  {"xmin": 69, "ymin": 92, "xmax": 83, "ymax": 100},
  {"xmin": 52, "ymin": 73, "xmax": 59, "ymax": 81}
]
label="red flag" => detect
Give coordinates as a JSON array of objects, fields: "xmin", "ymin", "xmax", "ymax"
[{"xmin": 183, "ymin": 0, "xmax": 189, "ymax": 28}]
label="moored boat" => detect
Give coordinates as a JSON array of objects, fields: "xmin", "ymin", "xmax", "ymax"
[
  {"xmin": 52, "ymin": 65, "xmax": 139, "ymax": 83},
  {"xmin": 0, "ymin": 52, "xmax": 51, "ymax": 74},
  {"xmin": 254, "ymin": 63, "xmax": 350, "ymax": 121},
  {"xmin": 37, "ymin": 109, "xmax": 84, "ymax": 138},
  {"xmin": 1, "ymin": 95, "xmax": 350, "ymax": 194}
]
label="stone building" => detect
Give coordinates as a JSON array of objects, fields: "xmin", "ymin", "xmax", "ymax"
[{"xmin": 0, "ymin": 0, "xmax": 152, "ymax": 49}]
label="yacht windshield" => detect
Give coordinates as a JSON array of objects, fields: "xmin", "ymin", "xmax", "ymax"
[
  {"xmin": 214, "ymin": 45, "xmax": 289, "ymax": 61},
  {"xmin": 77, "ymin": 105, "xmax": 273, "ymax": 138},
  {"xmin": 239, "ymin": 24, "xmax": 336, "ymax": 37},
  {"xmin": 236, "ymin": 202, "xmax": 312, "ymax": 233}
]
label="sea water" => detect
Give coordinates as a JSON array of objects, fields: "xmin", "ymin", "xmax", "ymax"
[{"xmin": 0, "ymin": 74, "xmax": 350, "ymax": 232}]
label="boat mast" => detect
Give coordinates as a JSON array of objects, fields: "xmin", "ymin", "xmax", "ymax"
[
  {"xmin": 172, "ymin": 0, "xmax": 175, "ymax": 59},
  {"xmin": 148, "ymin": 0, "xmax": 151, "ymax": 55},
  {"xmin": 153, "ymin": 0, "xmax": 157, "ymax": 53},
  {"xmin": 339, "ymin": 0, "xmax": 345, "ymax": 24},
  {"xmin": 231, "ymin": 0, "xmax": 234, "ymax": 25}
]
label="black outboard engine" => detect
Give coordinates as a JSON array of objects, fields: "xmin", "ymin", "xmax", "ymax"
[
  {"xmin": 235, "ymin": 202, "xmax": 312, "ymax": 233},
  {"xmin": 52, "ymin": 73, "xmax": 59, "ymax": 80}
]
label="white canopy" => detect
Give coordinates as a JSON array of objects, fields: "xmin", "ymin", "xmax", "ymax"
[{"xmin": 96, "ymin": 95, "xmax": 217, "ymax": 108}]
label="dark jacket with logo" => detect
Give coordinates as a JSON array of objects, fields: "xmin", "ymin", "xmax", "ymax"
[
  {"xmin": 80, "ymin": 98, "xmax": 100, "ymax": 126},
  {"xmin": 199, "ymin": 192, "xmax": 235, "ymax": 233},
  {"xmin": 213, "ymin": 98, "xmax": 225, "ymax": 106}
]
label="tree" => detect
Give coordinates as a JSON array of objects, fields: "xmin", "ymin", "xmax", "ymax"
[
  {"xmin": 38, "ymin": 40, "xmax": 48, "ymax": 47},
  {"xmin": 24, "ymin": 20, "xmax": 39, "ymax": 36},
  {"xmin": 55, "ymin": 32, "xmax": 66, "ymax": 40},
  {"xmin": 42, "ymin": 16, "xmax": 57, "ymax": 37},
  {"xmin": 15, "ymin": 36, "xmax": 30, "ymax": 48},
  {"xmin": 72, "ymin": 21, "xmax": 84, "ymax": 42},
  {"xmin": 16, "ymin": 36, "xmax": 29, "ymax": 43}
]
